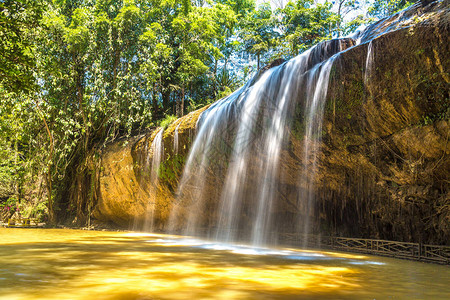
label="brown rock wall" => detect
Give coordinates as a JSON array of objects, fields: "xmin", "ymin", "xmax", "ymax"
[{"xmin": 88, "ymin": 4, "xmax": 449, "ymax": 244}]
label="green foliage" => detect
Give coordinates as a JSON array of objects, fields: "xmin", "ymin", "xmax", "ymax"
[
  {"xmin": 158, "ymin": 154, "xmax": 186, "ymax": 192},
  {"xmin": 159, "ymin": 115, "xmax": 178, "ymax": 129},
  {"xmin": 415, "ymin": 72, "xmax": 450, "ymax": 125},
  {"xmin": 214, "ymin": 68, "xmax": 240, "ymax": 98},
  {"xmin": 217, "ymin": 86, "xmax": 233, "ymax": 99},
  {"xmin": 29, "ymin": 200, "xmax": 48, "ymax": 221},
  {"xmin": 278, "ymin": 0, "xmax": 339, "ymax": 56},
  {"xmin": 420, "ymin": 115, "xmax": 433, "ymax": 126},
  {"xmin": 332, "ymin": 0, "xmax": 366, "ymax": 37},
  {"xmin": 0, "ymin": 85, "xmax": 39, "ymax": 213},
  {"xmin": 368, "ymin": 0, "xmax": 413, "ymax": 19},
  {"xmin": 0, "ymin": 197, "xmax": 19, "ymax": 213},
  {"xmin": 343, "ymin": 14, "xmax": 369, "ymax": 36},
  {"xmin": 216, "ymin": 0, "xmax": 255, "ymax": 16},
  {"xmin": 0, "ymin": 0, "xmax": 43, "ymax": 93},
  {"xmin": 0, "ymin": 0, "xmax": 407, "ymax": 224},
  {"xmin": 187, "ymin": 97, "xmax": 215, "ymax": 113},
  {"xmin": 241, "ymin": 2, "xmax": 279, "ymax": 69}
]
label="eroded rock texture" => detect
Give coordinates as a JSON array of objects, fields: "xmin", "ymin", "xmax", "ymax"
[{"xmin": 84, "ymin": 2, "xmax": 448, "ymax": 245}]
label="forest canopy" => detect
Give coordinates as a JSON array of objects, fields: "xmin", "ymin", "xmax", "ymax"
[{"xmin": 0, "ymin": 0, "xmax": 414, "ymax": 223}]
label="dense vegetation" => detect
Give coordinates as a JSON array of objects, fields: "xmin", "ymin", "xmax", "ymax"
[{"xmin": 0, "ymin": 0, "xmax": 414, "ymax": 224}]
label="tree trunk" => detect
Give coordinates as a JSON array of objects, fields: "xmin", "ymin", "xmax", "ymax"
[
  {"xmin": 224, "ymin": 57, "xmax": 228, "ymax": 70},
  {"xmin": 257, "ymin": 53, "xmax": 260, "ymax": 71},
  {"xmin": 162, "ymin": 88, "xmax": 170, "ymax": 113},
  {"xmin": 45, "ymin": 170, "xmax": 54, "ymax": 224},
  {"xmin": 112, "ymin": 49, "xmax": 120, "ymax": 90},
  {"xmin": 77, "ymin": 70, "xmax": 88, "ymax": 153},
  {"xmin": 36, "ymin": 100, "xmax": 55, "ymax": 224},
  {"xmin": 337, "ymin": 1, "xmax": 343, "ymax": 38},
  {"xmin": 176, "ymin": 92, "xmax": 180, "ymax": 117},
  {"xmin": 152, "ymin": 83, "xmax": 159, "ymax": 120},
  {"xmin": 110, "ymin": 48, "xmax": 121, "ymax": 137},
  {"xmin": 180, "ymin": 85, "xmax": 185, "ymax": 117},
  {"xmin": 14, "ymin": 137, "xmax": 19, "ymax": 200}
]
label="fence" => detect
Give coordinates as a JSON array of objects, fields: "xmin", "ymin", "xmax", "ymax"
[
  {"xmin": 4, "ymin": 218, "xmax": 39, "ymax": 228},
  {"xmin": 278, "ymin": 233, "xmax": 450, "ymax": 264}
]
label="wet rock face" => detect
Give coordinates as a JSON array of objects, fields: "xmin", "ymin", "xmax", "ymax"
[
  {"xmin": 91, "ymin": 136, "xmax": 150, "ymax": 227},
  {"xmin": 301, "ymin": 3, "xmax": 449, "ymax": 245},
  {"xmin": 89, "ymin": 2, "xmax": 449, "ymax": 245},
  {"xmin": 306, "ymin": 38, "xmax": 356, "ymax": 69},
  {"xmin": 89, "ymin": 107, "xmax": 208, "ymax": 229}
]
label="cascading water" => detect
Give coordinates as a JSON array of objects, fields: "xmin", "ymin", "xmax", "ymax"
[
  {"xmin": 150, "ymin": 129, "xmax": 164, "ymax": 184},
  {"xmin": 248, "ymin": 53, "xmax": 337, "ymax": 246},
  {"xmin": 299, "ymin": 57, "xmax": 337, "ymax": 247},
  {"xmin": 166, "ymin": 38, "xmax": 350, "ymax": 246},
  {"xmin": 173, "ymin": 123, "xmax": 180, "ymax": 155},
  {"xmin": 167, "ymin": 87, "xmax": 247, "ymax": 234},
  {"xmin": 143, "ymin": 128, "xmax": 163, "ymax": 231},
  {"xmin": 364, "ymin": 41, "xmax": 374, "ymax": 84},
  {"xmin": 161, "ymin": 2, "xmax": 434, "ymax": 246},
  {"xmin": 214, "ymin": 68, "xmax": 279, "ymax": 244}
]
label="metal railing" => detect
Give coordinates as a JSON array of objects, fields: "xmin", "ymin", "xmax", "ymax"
[{"xmin": 279, "ymin": 233, "xmax": 450, "ymax": 264}]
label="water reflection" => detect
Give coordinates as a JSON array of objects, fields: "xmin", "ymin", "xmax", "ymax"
[{"xmin": 0, "ymin": 229, "xmax": 448, "ymax": 300}]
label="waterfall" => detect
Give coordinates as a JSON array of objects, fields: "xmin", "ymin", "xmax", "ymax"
[
  {"xmin": 173, "ymin": 123, "xmax": 180, "ymax": 155},
  {"xmin": 164, "ymin": 37, "xmax": 348, "ymax": 246},
  {"xmin": 214, "ymin": 68, "xmax": 279, "ymax": 243},
  {"xmin": 299, "ymin": 57, "xmax": 337, "ymax": 247},
  {"xmin": 136, "ymin": 0, "xmax": 434, "ymax": 246},
  {"xmin": 167, "ymin": 87, "xmax": 247, "ymax": 234},
  {"xmin": 144, "ymin": 128, "xmax": 163, "ymax": 231},
  {"xmin": 160, "ymin": 4, "xmax": 430, "ymax": 243},
  {"xmin": 364, "ymin": 40, "xmax": 374, "ymax": 84},
  {"xmin": 157, "ymin": 1, "xmax": 424, "ymax": 243}
]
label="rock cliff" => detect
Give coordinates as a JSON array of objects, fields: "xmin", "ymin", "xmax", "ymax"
[{"xmin": 84, "ymin": 1, "xmax": 448, "ymax": 245}]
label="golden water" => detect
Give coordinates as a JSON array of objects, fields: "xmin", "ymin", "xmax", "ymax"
[{"xmin": 0, "ymin": 228, "xmax": 448, "ymax": 299}]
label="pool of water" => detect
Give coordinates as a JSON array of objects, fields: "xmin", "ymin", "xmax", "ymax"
[{"xmin": 0, "ymin": 228, "xmax": 448, "ymax": 299}]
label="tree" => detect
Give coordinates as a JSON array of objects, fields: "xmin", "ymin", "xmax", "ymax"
[
  {"xmin": 0, "ymin": 89, "xmax": 24, "ymax": 202},
  {"xmin": 0, "ymin": 0, "xmax": 392, "ymax": 225},
  {"xmin": 368, "ymin": 0, "xmax": 413, "ymax": 19},
  {"xmin": 0, "ymin": 0, "xmax": 42, "ymax": 93},
  {"xmin": 241, "ymin": 2, "xmax": 279, "ymax": 70},
  {"xmin": 216, "ymin": 0, "xmax": 256, "ymax": 15},
  {"xmin": 33, "ymin": 0, "xmax": 153, "ymax": 222},
  {"xmin": 333, "ymin": 0, "xmax": 361, "ymax": 37},
  {"xmin": 0, "ymin": 1, "xmax": 45, "ymax": 221},
  {"xmin": 279, "ymin": 0, "xmax": 338, "ymax": 57}
]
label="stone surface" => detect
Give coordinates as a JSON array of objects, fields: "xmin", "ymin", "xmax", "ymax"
[{"xmin": 85, "ymin": 2, "xmax": 449, "ymax": 245}]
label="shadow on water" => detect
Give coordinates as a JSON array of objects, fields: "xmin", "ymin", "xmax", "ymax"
[{"xmin": 0, "ymin": 229, "xmax": 448, "ymax": 300}]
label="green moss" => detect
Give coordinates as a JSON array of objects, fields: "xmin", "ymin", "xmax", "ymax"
[
  {"xmin": 162, "ymin": 105, "xmax": 210, "ymax": 140},
  {"xmin": 330, "ymin": 77, "xmax": 365, "ymax": 118},
  {"xmin": 385, "ymin": 70, "xmax": 392, "ymax": 79},
  {"xmin": 163, "ymin": 118, "xmax": 182, "ymax": 140},
  {"xmin": 159, "ymin": 115, "xmax": 178, "ymax": 129},
  {"xmin": 158, "ymin": 154, "xmax": 186, "ymax": 192},
  {"xmin": 290, "ymin": 105, "xmax": 305, "ymax": 141},
  {"xmin": 414, "ymin": 71, "xmax": 450, "ymax": 124}
]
